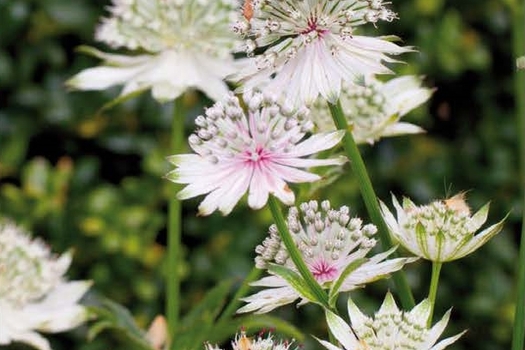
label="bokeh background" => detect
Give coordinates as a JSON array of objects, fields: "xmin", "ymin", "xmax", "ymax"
[{"xmin": 0, "ymin": 0, "xmax": 521, "ymax": 349}]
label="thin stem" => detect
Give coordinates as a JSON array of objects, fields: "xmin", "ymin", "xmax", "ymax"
[
  {"xmin": 427, "ymin": 262, "xmax": 442, "ymax": 327},
  {"xmin": 218, "ymin": 266, "xmax": 262, "ymax": 322},
  {"xmin": 167, "ymin": 97, "xmax": 185, "ymax": 343},
  {"xmin": 512, "ymin": 0, "xmax": 525, "ymax": 349},
  {"xmin": 267, "ymin": 196, "xmax": 330, "ymax": 308},
  {"xmin": 327, "ymin": 100, "xmax": 415, "ymax": 309}
]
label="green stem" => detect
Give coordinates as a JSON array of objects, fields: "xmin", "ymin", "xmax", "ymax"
[
  {"xmin": 267, "ymin": 196, "xmax": 330, "ymax": 308},
  {"xmin": 427, "ymin": 262, "xmax": 442, "ymax": 327},
  {"xmin": 327, "ymin": 100, "xmax": 415, "ymax": 309},
  {"xmin": 167, "ymin": 97, "xmax": 185, "ymax": 343},
  {"xmin": 512, "ymin": 0, "xmax": 525, "ymax": 349},
  {"xmin": 218, "ymin": 266, "xmax": 262, "ymax": 322}
]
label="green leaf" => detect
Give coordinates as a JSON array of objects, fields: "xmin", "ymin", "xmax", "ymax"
[
  {"xmin": 328, "ymin": 258, "xmax": 367, "ymax": 307},
  {"xmin": 171, "ymin": 279, "xmax": 233, "ymax": 350},
  {"xmin": 267, "ymin": 264, "xmax": 321, "ymax": 305},
  {"xmin": 87, "ymin": 297, "xmax": 154, "ymax": 350}
]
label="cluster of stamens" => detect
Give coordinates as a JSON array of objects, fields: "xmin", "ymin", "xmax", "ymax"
[
  {"xmin": 96, "ymin": 0, "xmax": 237, "ymax": 56},
  {"xmin": 357, "ymin": 304, "xmax": 429, "ymax": 349},
  {"xmin": 402, "ymin": 200, "xmax": 473, "ymax": 241},
  {"xmin": 0, "ymin": 220, "xmax": 69, "ymax": 307},
  {"xmin": 232, "ymin": 0, "xmax": 397, "ymax": 62},
  {"xmin": 255, "ymin": 200, "xmax": 377, "ymax": 284},
  {"xmin": 187, "ymin": 91, "xmax": 312, "ymax": 166}
]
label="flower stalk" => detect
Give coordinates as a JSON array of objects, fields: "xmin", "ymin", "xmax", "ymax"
[
  {"xmin": 327, "ymin": 100, "xmax": 415, "ymax": 309},
  {"xmin": 427, "ymin": 262, "xmax": 442, "ymax": 327},
  {"xmin": 267, "ymin": 196, "xmax": 329, "ymax": 308},
  {"xmin": 167, "ymin": 97, "xmax": 185, "ymax": 342},
  {"xmin": 512, "ymin": 0, "xmax": 525, "ymax": 348}
]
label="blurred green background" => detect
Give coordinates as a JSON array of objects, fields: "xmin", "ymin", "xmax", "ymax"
[{"xmin": 0, "ymin": 0, "xmax": 521, "ymax": 349}]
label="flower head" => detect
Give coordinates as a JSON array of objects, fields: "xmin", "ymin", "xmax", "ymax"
[
  {"xmin": 231, "ymin": 0, "xmax": 411, "ymax": 106},
  {"xmin": 318, "ymin": 293, "xmax": 465, "ymax": 350},
  {"xmin": 311, "ymin": 75, "xmax": 432, "ymax": 144},
  {"xmin": 380, "ymin": 193, "xmax": 506, "ymax": 262},
  {"xmin": 0, "ymin": 219, "xmax": 91, "ymax": 350},
  {"xmin": 166, "ymin": 92, "xmax": 346, "ymax": 216},
  {"xmin": 205, "ymin": 330, "xmax": 294, "ymax": 350},
  {"xmin": 67, "ymin": 0, "xmax": 240, "ymax": 102},
  {"xmin": 237, "ymin": 200, "xmax": 416, "ymax": 314}
]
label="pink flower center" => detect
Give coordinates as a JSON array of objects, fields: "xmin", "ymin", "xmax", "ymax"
[
  {"xmin": 310, "ymin": 260, "xmax": 338, "ymax": 283},
  {"xmin": 301, "ymin": 18, "xmax": 328, "ymax": 36},
  {"xmin": 244, "ymin": 146, "xmax": 269, "ymax": 163}
]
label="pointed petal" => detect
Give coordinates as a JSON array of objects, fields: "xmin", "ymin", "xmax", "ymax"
[{"xmin": 325, "ymin": 310, "xmax": 360, "ymax": 349}]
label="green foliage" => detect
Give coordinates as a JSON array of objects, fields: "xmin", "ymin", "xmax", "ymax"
[{"xmin": 0, "ymin": 0, "xmax": 520, "ymax": 349}]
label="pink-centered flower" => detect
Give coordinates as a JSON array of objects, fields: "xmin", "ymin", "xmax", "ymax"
[
  {"xmin": 230, "ymin": 0, "xmax": 411, "ymax": 106},
  {"xmin": 237, "ymin": 200, "xmax": 417, "ymax": 314},
  {"xmin": 166, "ymin": 92, "xmax": 346, "ymax": 216}
]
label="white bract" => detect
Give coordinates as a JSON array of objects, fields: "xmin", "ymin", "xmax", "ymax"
[
  {"xmin": 205, "ymin": 330, "xmax": 294, "ymax": 350},
  {"xmin": 380, "ymin": 193, "xmax": 506, "ymax": 262},
  {"xmin": 318, "ymin": 293, "xmax": 465, "ymax": 350},
  {"xmin": 166, "ymin": 92, "xmax": 346, "ymax": 216},
  {"xmin": 237, "ymin": 200, "xmax": 416, "ymax": 314},
  {"xmin": 311, "ymin": 75, "xmax": 432, "ymax": 144},
  {"xmin": 67, "ymin": 0, "xmax": 240, "ymax": 102},
  {"xmin": 231, "ymin": 0, "xmax": 411, "ymax": 106},
  {"xmin": 0, "ymin": 220, "xmax": 91, "ymax": 350}
]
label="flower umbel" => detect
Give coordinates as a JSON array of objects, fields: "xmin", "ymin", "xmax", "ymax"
[
  {"xmin": 67, "ymin": 0, "xmax": 239, "ymax": 102},
  {"xmin": 205, "ymin": 330, "xmax": 294, "ymax": 350},
  {"xmin": 0, "ymin": 219, "xmax": 91, "ymax": 350},
  {"xmin": 380, "ymin": 193, "xmax": 506, "ymax": 262},
  {"xmin": 231, "ymin": 0, "xmax": 410, "ymax": 106},
  {"xmin": 166, "ymin": 92, "xmax": 346, "ymax": 216},
  {"xmin": 318, "ymin": 293, "xmax": 465, "ymax": 350},
  {"xmin": 237, "ymin": 200, "xmax": 416, "ymax": 313},
  {"xmin": 312, "ymin": 75, "xmax": 432, "ymax": 144}
]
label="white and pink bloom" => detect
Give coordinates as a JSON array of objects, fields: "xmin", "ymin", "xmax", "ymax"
[
  {"xmin": 166, "ymin": 92, "xmax": 346, "ymax": 216},
  {"xmin": 311, "ymin": 75, "xmax": 432, "ymax": 144},
  {"xmin": 237, "ymin": 200, "xmax": 416, "ymax": 314},
  {"xmin": 319, "ymin": 293, "xmax": 465, "ymax": 350},
  {"xmin": 231, "ymin": 0, "xmax": 411, "ymax": 107},
  {"xmin": 0, "ymin": 219, "xmax": 91, "ymax": 350},
  {"xmin": 67, "ymin": 0, "xmax": 240, "ymax": 103}
]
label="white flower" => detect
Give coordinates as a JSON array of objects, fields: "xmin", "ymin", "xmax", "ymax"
[
  {"xmin": 237, "ymin": 200, "xmax": 416, "ymax": 314},
  {"xmin": 318, "ymin": 293, "xmax": 465, "ymax": 350},
  {"xmin": 205, "ymin": 330, "xmax": 294, "ymax": 350},
  {"xmin": 380, "ymin": 193, "xmax": 506, "ymax": 262},
  {"xmin": 67, "ymin": 0, "xmax": 240, "ymax": 102},
  {"xmin": 0, "ymin": 220, "xmax": 91, "ymax": 350},
  {"xmin": 311, "ymin": 75, "xmax": 432, "ymax": 144},
  {"xmin": 230, "ymin": 0, "xmax": 411, "ymax": 106},
  {"xmin": 166, "ymin": 92, "xmax": 346, "ymax": 216}
]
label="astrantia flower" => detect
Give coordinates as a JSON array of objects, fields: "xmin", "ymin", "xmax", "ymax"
[
  {"xmin": 380, "ymin": 193, "xmax": 506, "ymax": 262},
  {"xmin": 237, "ymin": 200, "xmax": 416, "ymax": 314},
  {"xmin": 318, "ymin": 293, "xmax": 465, "ymax": 350},
  {"xmin": 67, "ymin": 0, "xmax": 239, "ymax": 102},
  {"xmin": 205, "ymin": 330, "xmax": 294, "ymax": 350},
  {"xmin": 311, "ymin": 75, "xmax": 432, "ymax": 144},
  {"xmin": 166, "ymin": 92, "xmax": 346, "ymax": 216},
  {"xmin": 230, "ymin": 0, "xmax": 411, "ymax": 106},
  {"xmin": 0, "ymin": 220, "xmax": 91, "ymax": 350}
]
